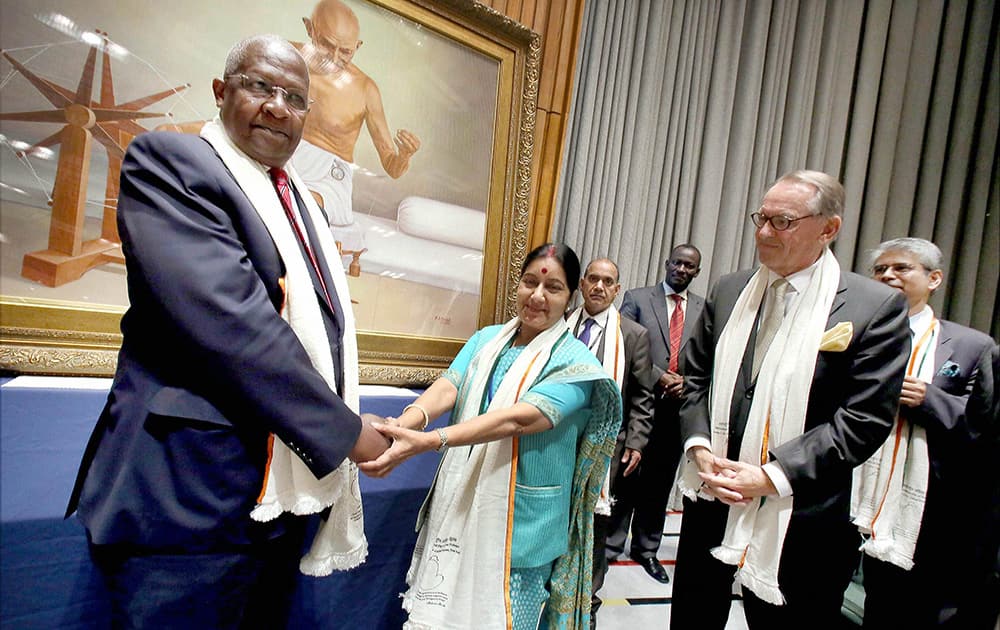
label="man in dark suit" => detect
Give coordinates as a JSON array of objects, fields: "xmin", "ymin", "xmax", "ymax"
[
  {"xmin": 609, "ymin": 244, "xmax": 704, "ymax": 583},
  {"xmin": 65, "ymin": 35, "xmax": 389, "ymax": 627},
  {"xmin": 860, "ymin": 237, "xmax": 998, "ymax": 628},
  {"xmin": 670, "ymin": 171, "xmax": 910, "ymax": 629},
  {"xmin": 571, "ymin": 258, "xmax": 655, "ymax": 625}
]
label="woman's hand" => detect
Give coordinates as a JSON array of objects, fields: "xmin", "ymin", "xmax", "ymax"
[{"xmin": 357, "ymin": 422, "xmax": 439, "ymax": 478}]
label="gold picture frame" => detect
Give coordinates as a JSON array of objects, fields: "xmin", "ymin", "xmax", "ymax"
[{"xmin": 0, "ymin": 0, "xmax": 539, "ymax": 385}]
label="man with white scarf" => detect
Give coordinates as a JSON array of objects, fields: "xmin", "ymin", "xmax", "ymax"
[
  {"xmin": 567, "ymin": 258, "xmax": 655, "ymax": 626},
  {"xmin": 670, "ymin": 171, "xmax": 910, "ymax": 628},
  {"xmin": 66, "ymin": 35, "xmax": 389, "ymax": 627},
  {"xmin": 857, "ymin": 237, "xmax": 997, "ymax": 628}
]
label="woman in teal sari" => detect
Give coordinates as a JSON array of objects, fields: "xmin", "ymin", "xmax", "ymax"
[{"xmin": 361, "ymin": 243, "xmax": 622, "ymax": 630}]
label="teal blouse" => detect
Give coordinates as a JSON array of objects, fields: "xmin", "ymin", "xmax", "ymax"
[{"xmin": 443, "ymin": 325, "xmax": 598, "ymax": 568}]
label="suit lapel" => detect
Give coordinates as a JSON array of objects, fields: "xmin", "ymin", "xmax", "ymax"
[
  {"xmin": 291, "ymin": 185, "xmax": 342, "ymax": 329},
  {"xmin": 650, "ymin": 284, "xmax": 672, "ymax": 351},
  {"xmin": 826, "ymin": 277, "xmax": 849, "ymax": 322},
  {"xmin": 681, "ymin": 294, "xmax": 702, "ymax": 345},
  {"xmin": 933, "ymin": 321, "xmax": 954, "ymax": 374}
]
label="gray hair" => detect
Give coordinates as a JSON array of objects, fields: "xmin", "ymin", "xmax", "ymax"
[
  {"xmin": 223, "ymin": 34, "xmax": 300, "ymax": 77},
  {"xmin": 774, "ymin": 170, "xmax": 845, "ymax": 218},
  {"xmin": 867, "ymin": 237, "xmax": 943, "ymax": 272}
]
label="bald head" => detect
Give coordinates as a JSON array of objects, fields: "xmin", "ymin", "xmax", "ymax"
[
  {"xmin": 223, "ymin": 34, "xmax": 306, "ymax": 80},
  {"xmin": 311, "ymin": 0, "xmax": 360, "ymax": 33},
  {"xmin": 302, "ymin": 0, "xmax": 363, "ymax": 74}
]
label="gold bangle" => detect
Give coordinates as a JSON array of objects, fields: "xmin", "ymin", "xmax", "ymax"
[
  {"xmin": 403, "ymin": 403, "xmax": 430, "ymax": 431},
  {"xmin": 436, "ymin": 427, "xmax": 449, "ymax": 452}
]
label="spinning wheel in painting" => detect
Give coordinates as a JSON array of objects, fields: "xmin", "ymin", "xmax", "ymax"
[{"xmin": 0, "ymin": 32, "xmax": 187, "ymax": 287}]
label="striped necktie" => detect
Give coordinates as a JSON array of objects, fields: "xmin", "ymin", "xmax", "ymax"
[
  {"xmin": 668, "ymin": 294, "xmax": 684, "ymax": 372},
  {"xmin": 269, "ymin": 167, "xmax": 333, "ymax": 311}
]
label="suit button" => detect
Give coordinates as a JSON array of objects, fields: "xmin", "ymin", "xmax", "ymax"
[{"xmin": 745, "ymin": 385, "xmax": 755, "ymax": 399}]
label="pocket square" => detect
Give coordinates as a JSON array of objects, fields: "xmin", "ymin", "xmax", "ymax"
[
  {"xmin": 937, "ymin": 360, "xmax": 961, "ymax": 377},
  {"xmin": 819, "ymin": 321, "xmax": 853, "ymax": 352}
]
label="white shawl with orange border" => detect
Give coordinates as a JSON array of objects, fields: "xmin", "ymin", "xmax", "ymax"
[{"xmin": 201, "ymin": 119, "xmax": 366, "ymax": 576}]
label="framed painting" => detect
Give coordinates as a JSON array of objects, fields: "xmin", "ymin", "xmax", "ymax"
[{"xmin": 0, "ymin": 0, "xmax": 539, "ymax": 384}]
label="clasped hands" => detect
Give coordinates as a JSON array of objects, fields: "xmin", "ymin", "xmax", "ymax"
[
  {"xmin": 658, "ymin": 371, "xmax": 684, "ymax": 398},
  {"xmin": 689, "ymin": 446, "xmax": 777, "ymax": 506},
  {"xmin": 356, "ymin": 413, "xmax": 435, "ymax": 478}
]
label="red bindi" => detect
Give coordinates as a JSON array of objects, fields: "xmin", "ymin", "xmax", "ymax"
[{"xmin": 541, "ymin": 267, "xmax": 548, "ymax": 274}]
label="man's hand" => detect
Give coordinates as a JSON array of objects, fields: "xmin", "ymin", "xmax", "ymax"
[
  {"xmin": 395, "ymin": 129, "xmax": 421, "ymax": 158},
  {"xmin": 899, "ymin": 376, "xmax": 927, "ymax": 408},
  {"xmin": 697, "ymin": 458, "xmax": 777, "ymax": 506},
  {"xmin": 348, "ymin": 413, "xmax": 393, "ymax": 463},
  {"xmin": 658, "ymin": 371, "xmax": 684, "ymax": 398},
  {"xmin": 621, "ymin": 448, "xmax": 642, "ymax": 476},
  {"xmin": 357, "ymin": 422, "xmax": 436, "ymax": 478}
]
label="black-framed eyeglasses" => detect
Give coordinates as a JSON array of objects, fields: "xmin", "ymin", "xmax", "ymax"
[
  {"xmin": 226, "ymin": 74, "xmax": 312, "ymax": 113},
  {"xmin": 750, "ymin": 211, "xmax": 817, "ymax": 231}
]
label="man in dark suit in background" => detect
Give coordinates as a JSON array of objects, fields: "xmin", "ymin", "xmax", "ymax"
[
  {"xmin": 670, "ymin": 171, "xmax": 910, "ymax": 629},
  {"xmin": 608, "ymin": 244, "xmax": 704, "ymax": 583},
  {"xmin": 65, "ymin": 35, "xmax": 388, "ymax": 628},
  {"xmin": 569, "ymin": 258, "xmax": 655, "ymax": 626},
  {"xmin": 860, "ymin": 237, "xmax": 998, "ymax": 628}
]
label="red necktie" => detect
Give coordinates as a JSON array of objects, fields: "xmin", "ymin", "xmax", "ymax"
[
  {"xmin": 668, "ymin": 293, "xmax": 684, "ymax": 372},
  {"xmin": 269, "ymin": 167, "xmax": 333, "ymax": 311}
]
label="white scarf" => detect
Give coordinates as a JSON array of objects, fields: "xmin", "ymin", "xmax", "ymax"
[
  {"xmin": 851, "ymin": 314, "xmax": 935, "ymax": 569},
  {"xmin": 200, "ymin": 119, "xmax": 366, "ymax": 576},
  {"xmin": 402, "ymin": 317, "xmax": 567, "ymax": 630},
  {"xmin": 567, "ymin": 305, "xmax": 625, "ymax": 515},
  {"xmin": 678, "ymin": 248, "xmax": 840, "ymax": 605}
]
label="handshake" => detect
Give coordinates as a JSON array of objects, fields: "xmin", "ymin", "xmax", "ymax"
[{"xmin": 349, "ymin": 412, "xmax": 442, "ymax": 478}]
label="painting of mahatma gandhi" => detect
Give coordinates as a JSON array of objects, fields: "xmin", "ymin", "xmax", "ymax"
[{"xmin": 1, "ymin": 0, "xmax": 500, "ymax": 343}]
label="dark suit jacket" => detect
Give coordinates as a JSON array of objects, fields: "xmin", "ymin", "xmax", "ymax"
[
  {"xmin": 67, "ymin": 132, "xmax": 362, "ymax": 552},
  {"xmin": 906, "ymin": 319, "xmax": 997, "ymax": 570},
  {"xmin": 679, "ymin": 269, "xmax": 910, "ymax": 520},
  {"xmin": 620, "ymin": 283, "xmax": 704, "ymax": 383},
  {"xmin": 584, "ymin": 314, "xmax": 655, "ymax": 480}
]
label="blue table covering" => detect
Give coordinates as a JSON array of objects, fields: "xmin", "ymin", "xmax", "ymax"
[{"xmin": 0, "ymin": 377, "xmax": 443, "ymax": 629}]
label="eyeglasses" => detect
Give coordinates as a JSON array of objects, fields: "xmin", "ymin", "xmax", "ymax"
[
  {"xmin": 872, "ymin": 263, "xmax": 924, "ymax": 276},
  {"xmin": 750, "ymin": 211, "xmax": 817, "ymax": 231},
  {"xmin": 226, "ymin": 74, "xmax": 312, "ymax": 113}
]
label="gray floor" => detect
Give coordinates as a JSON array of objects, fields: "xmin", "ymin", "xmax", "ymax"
[{"xmin": 594, "ymin": 512, "xmax": 750, "ymax": 629}]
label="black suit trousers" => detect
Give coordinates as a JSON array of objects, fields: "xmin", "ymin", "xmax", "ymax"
[
  {"xmin": 671, "ymin": 497, "xmax": 859, "ymax": 630},
  {"xmin": 606, "ymin": 397, "xmax": 683, "ymax": 559}
]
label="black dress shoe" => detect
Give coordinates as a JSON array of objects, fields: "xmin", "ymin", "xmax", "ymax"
[{"xmin": 631, "ymin": 553, "xmax": 670, "ymax": 583}]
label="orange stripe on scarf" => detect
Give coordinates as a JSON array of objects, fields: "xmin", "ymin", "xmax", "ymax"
[
  {"xmin": 503, "ymin": 348, "xmax": 543, "ymax": 629},
  {"xmin": 256, "ymin": 433, "xmax": 276, "ymax": 503},
  {"xmin": 869, "ymin": 320, "xmax": 937, "ymax": 537}
]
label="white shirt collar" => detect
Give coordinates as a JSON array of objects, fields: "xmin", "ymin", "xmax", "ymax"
[
  {"xmin": 766, "ymin": 254, "xmax": 825, "ymax": 294},
  {"xmin": 662, "ymin": 281, "xmax": 688, "ymax": 299},
  {"xmin": 581, "ymin": 305, "xmax": 611, "ymax": 330},
  {"xmin": 908, "ymin": 304, "xmax": 934, "ymax": 337}
]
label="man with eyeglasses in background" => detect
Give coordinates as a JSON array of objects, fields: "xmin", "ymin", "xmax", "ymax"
[
  {"xmin": 857, "ymin": 237, "xmax": 997, "ymax": 628},
  {"xmin": 292, "ymin": 0, "xmax": 421, "ymax": 229},
  {"xmin": 670, "ymin": 171, "xmax": 910, "ymax": 628},
  {"xmin": 606, "ymin": 244, "xmax": 704, "ymax": 584},
  {"xmin": 66, "ymin": 34, "xmax": 390, "ymax": 627}
]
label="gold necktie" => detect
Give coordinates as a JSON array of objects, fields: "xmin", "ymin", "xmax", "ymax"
[{"xmin": 752, "ymin": 278, "xmax": 789, "ymax": 380}]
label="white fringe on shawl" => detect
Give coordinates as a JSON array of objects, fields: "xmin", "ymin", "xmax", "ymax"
[
  {"xmin": 851, "ymin": 316, "xmax": 935, "ymax": 570},
  {"xmin": 566, "ymin": 305, "xmax": 625, "ymax": 516},
  {"xmin": 201, "ymin": 119, "xmax": 366, "ymax": 576},
  {"xmin": 401, "ymin": 317, "xmax": 567, "ymax": 630},
  {"xmin": 677, "ymin": 249, "xmax": 841, "ymax": 605}
]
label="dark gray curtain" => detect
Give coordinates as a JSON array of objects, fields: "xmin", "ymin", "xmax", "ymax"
[{"xmin": 554, "ymin": 0, "xmax": 999, "ymax": 338}]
